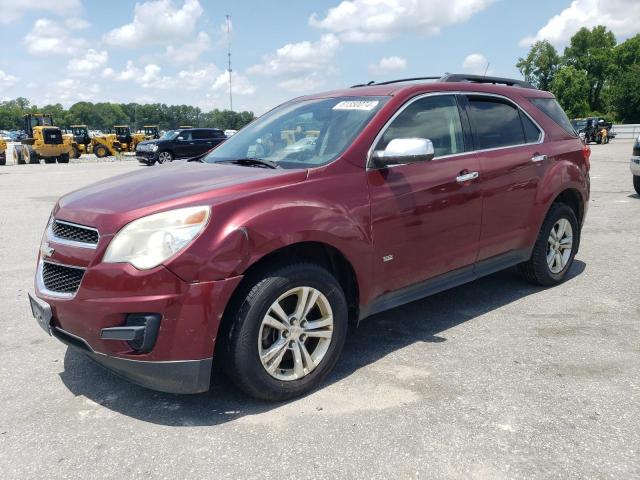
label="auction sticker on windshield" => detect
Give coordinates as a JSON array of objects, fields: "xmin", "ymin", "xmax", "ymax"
[{"xmin": 332, "ymin": 100, "xmax": 379, "ymax": 111}]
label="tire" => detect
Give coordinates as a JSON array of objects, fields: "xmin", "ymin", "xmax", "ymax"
[
  {"xmin": 633, "ymin": 175, "xmax": 640, "ymax": 195},
  {"xmin": 16, "ymin": 147, "xmax": 25, "ymax": 164},
  {"xmin": 24, "ymin": 146, "xmax": 39, "ymax": 164},
  {"xmin": 519, "ymin": 203, "xmax": 579, "ymax": 286},
  {"xmin": 58, "ymin": 153, "xmax": 69, "ymax": 164},
  {"xmin": 0, "ymin": 154, "xmax": 5, "ymax": 166},
  {"xmin": 157, "ymin": 151, "xmax": 173, "ymax": 163},
  {"xmin": 222, "ymin": 262, "xmax": 348, "ymax": 401},
  {"xmin": 94, "ymin": 144, "xmax": 108, "ymax": 158},
  {"xmin": 72, "ymin": 146, "xmax": 81, "ymax": 159}
]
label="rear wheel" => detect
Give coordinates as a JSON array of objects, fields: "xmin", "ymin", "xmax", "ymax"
[
  {"xmin": 94, "ymin": 144, "xmax": 108, "ymax": 158},
  {"xmin": 633, "ymin": 175, "xmax": 640, "ymax": 195},
  {"xmin": 519, "ymin": 203, "xmax": 579, "ymax": 286},
  {"xmin": 0, "ymin": 154, "xmax": 5, "ymax": 166},
  {"xmin": 157, "ymin": 151, "xmax": 173, "ymax": 163},
  {"xmin": 57, "ymin": 153, "xmax": 69, "ymax": 164},
  {"xmin": 72, "ymin": 145, "xmax": 81, "ymax": 159},
  {"xmin": 222, "ymin": 262, "xmax": 348, "ymax": 401}
]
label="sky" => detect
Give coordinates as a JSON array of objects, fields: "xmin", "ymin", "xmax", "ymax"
[{"xmin": 0, "ymin": 0, "xmax": 638, "ymax": 114}]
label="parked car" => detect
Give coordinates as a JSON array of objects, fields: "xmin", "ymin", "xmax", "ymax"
[
  {"xmin": 29, "ymin": 74, "xmax": 590, "ymax": 400},
  {"xmin": 571, "ymin": 117, "xmax": 615, "ymax": 144},
  {"xmin": 136, "ymin": 127, "xmax": 226, "ymax": 165},
  {"xmin": 224, "ymin": 129, "xmax": 238, "ymax": 137},
  {"xmin": 631, "ymin": 135, "xmax": 640, "ymax": 195}
]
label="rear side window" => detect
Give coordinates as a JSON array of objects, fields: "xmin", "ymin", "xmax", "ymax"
[
  {"xmin": 192, "ymin": 130, "xmax": 213, "ymax": 140},
  {"xmin": 529, "ymin": 98, "xmax": 576, "ymax": 136},
  {"xmin": 376, "ymin": 94, "xmax": 465, "ymax": 158},
  {"xmin": 178, "ymin": 131, "xmax": 192, "ymax": 141},
  {"xmin": 468, "ymin": 98, "xmax": 526, "ymax": 149},
  {"xmin": 521, "ymin": 113, "xmax": 542, "ymax": 143}
]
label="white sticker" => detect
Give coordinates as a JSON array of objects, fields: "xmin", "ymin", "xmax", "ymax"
[{"xmin": 332, "ymin": 100, "xmax": 379, "ymax": 111}]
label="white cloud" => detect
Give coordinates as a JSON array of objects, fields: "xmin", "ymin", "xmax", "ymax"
[
  {"xmin": 105, "ymin": 61, "xmax": 174, "ymax": 89},
  {"xmin": 212, "ymin": 71, "xmax": 256, "ymax": 96},
  {"xmin": 24, "ymin": 18, "xmax": 88, "ymax": 56},
  {"xmin": 104, "ymin": 0, "xmax": 204, "ymax": 47},
  {"xmin": 0, "ymin": 0, "xmax": 81, "ymax": 24},
  {"xmin": 248, "ymin": 34, "xmax": 340, "ymax": 77},
  {"xmin": 520, "ymin": 0, "xmax": 640, "ymax": 46},
  {"xmin": 177, "ymin": 64, "xmax": 220, "ymax": 90},
  {"xmin": 462, "ymin": 53, "xmax": 493, "ymax": 75},
  {"xmin": 38, "ymin": 78, "xmax": 101, "ymax": 106},
  {"xmin": 368, "ymin": 56, "xmax": 407, "ymax": 76},
  {"xmin": 0, "ymin": 70, "xmax": 18, "ymax": 90},
  {"xmin": 165, "ymin": 32, "xmax": 211, "ymax": 64},
  {"xmin": 310, "ymin": 0, "xmax": 496, "ymax": 42},
  {"xmin": 68, "ymin": 49, "xmax": 108, "ymax": 76}
]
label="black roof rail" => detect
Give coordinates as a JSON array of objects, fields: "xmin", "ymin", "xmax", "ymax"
[
  {"xmin": 439, "ymin": 73, "xmax": 535, "ymax": 89},
  {"xmin": 350, "ymin": 73, "xmax": 535, "ymax": 89}
]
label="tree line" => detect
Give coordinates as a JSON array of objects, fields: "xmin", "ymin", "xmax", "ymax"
[
  {"xmin": 517, "ymin": 26, "xmax": 640, "ymax": 122},
  {"xmin": 0, "ymin": 98, "xmax": 255, "ymax": 132}
]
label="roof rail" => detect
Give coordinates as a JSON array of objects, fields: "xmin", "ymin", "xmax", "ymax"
[
  {"xmin": 439, "ymin": 73, "xmax": 535, "ymax": 89},
  {"xmin": 350, "ymin": 73, "xmax": 535, "ymax": 89}
]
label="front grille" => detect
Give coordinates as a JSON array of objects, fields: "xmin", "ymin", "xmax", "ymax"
[
  {"xmin": 42, "ymin": 261, "xmax": 85, "ymax": 294},
  {"xmin": 51, "ymin": 220, "xmax": 99, "ymax": 245},
  {"xmin": 43, "ymin": 128, "xmax": 63, "ymax": 145}
]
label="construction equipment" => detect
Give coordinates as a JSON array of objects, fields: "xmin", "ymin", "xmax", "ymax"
[
  {"xmin": 113, "ymin": 126, "xmax": 145, "ymax": 152},
  {"xmin": 15, "ymin": 114, "xmax": 74, "ymax": 164},
  {"xmin": 143, "ymin": 125, "xmax": 159, "ymax": 139},
  {"xmin": 0, "ymin": 137, "xmax": 6, "ymax": 166}
]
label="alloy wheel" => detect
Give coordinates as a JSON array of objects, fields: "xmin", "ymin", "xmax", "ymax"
[
  {"xmin": 547, "ymin": 218, "xmax": 573, "ymax": 274},
  {"xmin": 258, "ymin": 286, "xmax": 334, "ymax": 381},
  {"xmin": 158, "ymin": 152, "xmax": 172, "ymax": 163}
]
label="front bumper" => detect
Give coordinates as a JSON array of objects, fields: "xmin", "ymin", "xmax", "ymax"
[
  {"xmin": 32, "ymin": 260, "xmax": 243, "ymax": 393},
  {"xmin": 631, "ymin": 156, "xmax": 640, "ymax": 176},
  {"xmin": 136, "ymin": 151, "xmax": 158, "ymax": 164}
]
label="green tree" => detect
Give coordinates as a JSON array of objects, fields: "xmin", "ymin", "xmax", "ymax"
[
  {"xmin": 550, "ymin": 66, "xmax": 591, "ymax": 118},
  {"xmin": 517, "ymin": 40, "xmax": 560, "ymax": 90},
  {"xmin": 608, "ymin": 34, "xmax": 640, "ymax": 122},
  {"xmin": 563, "ymin": 26, "xmax": 616, "ymax": 111}
]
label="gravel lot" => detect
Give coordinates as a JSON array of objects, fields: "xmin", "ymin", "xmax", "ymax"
[{"xmin": 1, "ymin": 142, "xmax": 638, "ymax": 479}]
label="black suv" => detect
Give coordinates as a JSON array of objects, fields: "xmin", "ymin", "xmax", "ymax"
[{"xmin": 136, "ymin": 128, "xmax": 226, "ymax": 165}]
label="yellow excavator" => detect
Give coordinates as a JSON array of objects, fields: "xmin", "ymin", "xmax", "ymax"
[
  {"xmin": 69, "ymin": 125, "xmax": 121, "ymax": 158},
  {"xmin": 15, "ymin": 114, "xmax": 75, "ymax": 164},
  {"xmin": 0, "ymin": 136, "xmax": 6, "ymax": 166},
  {"xmin": 143, "ymin": 125, "xmax": 159, "ymax": 139},
  {"xmin": 113, "ymin": 125, "xmax": 145, "ymax": 152}
]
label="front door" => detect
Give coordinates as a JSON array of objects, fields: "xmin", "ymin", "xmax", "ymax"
[
  {"xmin": 174, "ymin": 131, "xmax": 195, "ymax": 158},
  {"xmin": 367, "ymin": 94, "xmax": 482, "ymax": 295}
]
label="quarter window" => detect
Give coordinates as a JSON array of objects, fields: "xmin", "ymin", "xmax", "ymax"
[
  {"xmin": 375, "ymin": 95, "xmax": 465, "ymax": 158},
  {"xmin": 468, "ymin": 98, "xmax": 529, "ymax": 149},
  {"xmin": 521, "ymin": 112, "xmax": 542, "ymax": 143}
]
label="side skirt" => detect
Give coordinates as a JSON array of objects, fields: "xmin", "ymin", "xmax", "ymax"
[{"xmin": 358, "ymin": 249, "xmax": 531, "ymax": 321}]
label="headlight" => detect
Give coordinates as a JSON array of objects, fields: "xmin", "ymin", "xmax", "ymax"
[
  {"xmin": 103, "ymin": 206, "xmax": 210, "ymax": 270},
  {"xmin": 151, "ymin": 145, "xmax": 159, "ymax": 152}
]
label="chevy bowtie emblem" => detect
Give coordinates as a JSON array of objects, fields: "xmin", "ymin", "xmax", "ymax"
[{"xmin": 40, "ymin": 242, "xmax": 55, "ymax": 258}]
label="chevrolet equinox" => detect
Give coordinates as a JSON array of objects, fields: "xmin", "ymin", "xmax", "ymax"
[{"xmin": 29, "ymin": 74, "xmax": 590, "ymax": 400}]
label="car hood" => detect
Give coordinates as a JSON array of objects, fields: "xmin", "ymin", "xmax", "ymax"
[{"xmin": 54, "ymin": 162, "xmax": 307, "ymax": 234}]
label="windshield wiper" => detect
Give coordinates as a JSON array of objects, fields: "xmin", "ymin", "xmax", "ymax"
[{"xmin": 217, "ymin": 158, "xmax": 281, "ymax": 169}]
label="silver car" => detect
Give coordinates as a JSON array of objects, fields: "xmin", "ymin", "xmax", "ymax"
[{"xmin": 632, "ymin": 135, "xmax": 640, "ymax": 195}]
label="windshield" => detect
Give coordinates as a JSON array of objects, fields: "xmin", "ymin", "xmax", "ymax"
[
  {"xmin": 571, "ymin": 119, "xmax": 587, "ymax": 130},
  {"xmin": 203, "ymin": 96, "xmax": 388, "ymax": 169},
  {"xmin": 160, "ymin": 129, "xmax": 179, "ymax": 141}
]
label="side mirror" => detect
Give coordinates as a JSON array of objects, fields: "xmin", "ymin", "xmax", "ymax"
[
  {"xmin": 372, "ymin": 138, "xmax": 435, "ymax": 168},
  {"xmin": 177, "ymin": 136, "xmax": 184, "ymax": 141}
]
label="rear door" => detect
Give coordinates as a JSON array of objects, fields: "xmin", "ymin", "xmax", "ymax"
[
  {"xmin": 367, "ymin": 93, "xmax": 482, "ymax": 293},
  {"xmin": 463, "ymin": 94, "xmax": 547, "ymax": 261},
  {"xmin": 191, "ymin": 129, "xmax": 216, "ymax": 154}
]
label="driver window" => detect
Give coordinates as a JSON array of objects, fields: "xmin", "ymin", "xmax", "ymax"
[{"xmin": 376, "ymin": 95, "xmax": 465, "ymax": 158}]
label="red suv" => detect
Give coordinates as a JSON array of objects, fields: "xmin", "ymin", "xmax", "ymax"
[{"xmin": 29, "ymin": 74, "xmax": 590, "ymax": 400}]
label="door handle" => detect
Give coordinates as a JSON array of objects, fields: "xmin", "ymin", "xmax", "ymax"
[
  {"xmin": 531, "ymin": 154, "xmax": 548, "ymax": 162},
  {"xmin": 456, "ymin": 171, "xmax": 479, "ymax": 183}
]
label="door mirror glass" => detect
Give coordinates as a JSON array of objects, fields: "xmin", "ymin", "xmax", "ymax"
[
  {"xmin": 372, "ymin": 138, "xmax": 435, "ymax": 167},
  {"xmin": 177, "ymin": 136, "xmax": 184, "ymax": 141}
]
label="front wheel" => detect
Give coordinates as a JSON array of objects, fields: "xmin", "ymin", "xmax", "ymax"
[
  {"xmin": 223, "ymin": 262, "xmax": 348, "ymax": 401},
  {"xmin": 157, "ymin": 151, "xmax": 173, "ymax": 163},
  {"xmin": 519, "ymin": 203, "xmax": 579, "ymax": 286},
  {"xmin": 57, "ymin": 153, "xmax": 69, "ymax": 163},
  {"xmin": 634, "ymin": 175, "xmax": 640, "ymax": 195},
  {"xmin": 94, "ymin": 144, "xmax": 108, "ymax": 158}
]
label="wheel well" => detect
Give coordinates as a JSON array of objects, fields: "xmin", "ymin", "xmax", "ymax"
[
  {"xmin": 553, "ymin": 189, "xmax": 583, "ymax": 225},
  {"xmin": 215, "ymin": 242, "xmax": 360, "ymax": 357}
]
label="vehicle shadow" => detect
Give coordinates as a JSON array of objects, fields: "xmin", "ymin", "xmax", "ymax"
[{"xmin": 59, "ymin": 261, "xmax": 586, "ymax": 426}]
